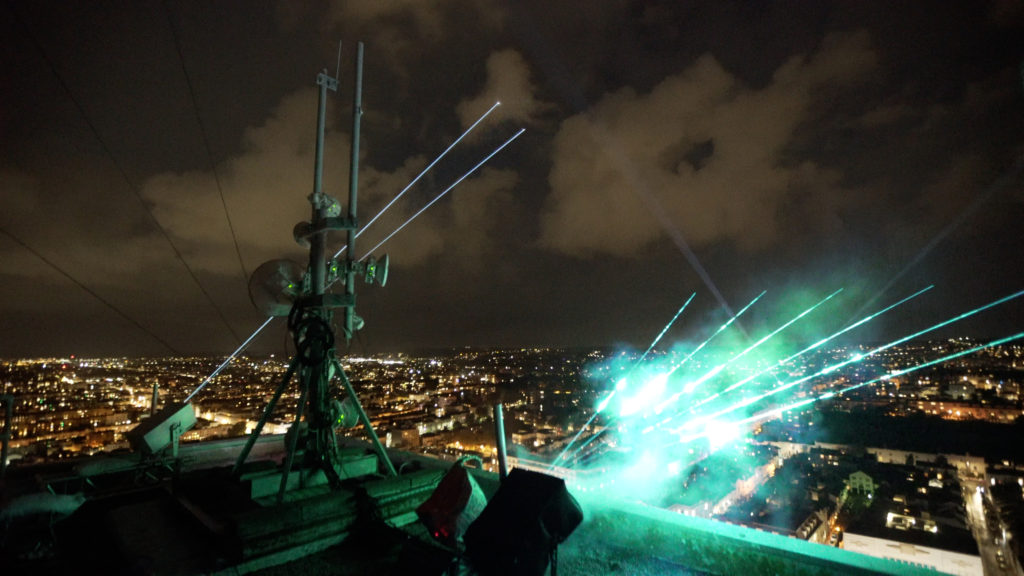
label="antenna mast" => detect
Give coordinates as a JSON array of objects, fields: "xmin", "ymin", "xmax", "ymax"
[{"xmin": 234, "ymin": 42, "xmax": 396, "ymax": 500}]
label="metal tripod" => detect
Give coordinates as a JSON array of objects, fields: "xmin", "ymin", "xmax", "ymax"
[{"xmin": 231, "ymin": 42, "xmax": 395, "ymax": 503}]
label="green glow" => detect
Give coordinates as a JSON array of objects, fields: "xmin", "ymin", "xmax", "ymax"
[
  {"xmin": 704, "ymin": 420, "xmax": 741, "ymax": 451},
  {"xmin": 640, "ymin": 291, "xmax": 769, "ymax": 416},
  {"xmin": 738, "ymin": 331, "xmax": 1024, "ymax": 427},
  {"xmin": 665, "ymin": 291, "xmax": 767, "ymax": 382},
  {"xmin": 551, "ymin": 293, "xmax": 697, "ymax": 468},
  {"xmin": 675, "ymin": 287, "xmax": 1024, "ymax": 434},
  {"xmin": 681, "ymin": 289, "xmax": 841, "ymax": 397},
  {"xmin": 568, "ymin": 286, "xmax": 1022, "ymax": 491},
  {"xmin": 619, "ymin": 371, "xmax": 669, "ymax": 417},
  {"xmin": 715, "ymin": 286, "xmax": 932, "ymax": 398},
  {"xmin": 655, "ymin": 287, "xmax": 847, "ymax": 425}
]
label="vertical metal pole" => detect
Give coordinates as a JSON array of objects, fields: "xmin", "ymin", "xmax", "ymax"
[
  {"xmin": 302, "ymin": 70, "xmax": 339, "ymax": 488},
  {"xmin": 493, "ymin": 403, "xmax": 508, "ymax": 481},
  {"xmin": 310, "ymin": 72, "xmax": 331, "ymax": 294},
  {"xmin": 344, "ymin": 42, "xmax": 363, "ymax": 340},
  {"xmin": 151, "ymin": 383, "xmax": 159, "ymax": 416}
]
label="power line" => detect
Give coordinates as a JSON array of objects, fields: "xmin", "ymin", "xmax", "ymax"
[
  {"xmin": 161, "ymin": 0, "xmax": 250, "ymax": 283},
  {"xmin": 8, "ymin": 2, "xmax": 242, "ymax": 345},
  {"xmin": 0, "ymin": 226, "xmax": 181, "ymax": 355}
]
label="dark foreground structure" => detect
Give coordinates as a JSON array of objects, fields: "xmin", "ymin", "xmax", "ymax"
[{"xmin": 1, "ymin": 434, "xmax": 937, "ymax": 576}]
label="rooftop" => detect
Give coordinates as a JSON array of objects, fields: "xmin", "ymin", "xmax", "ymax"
[{"xmin": 2, "ymin": 434, "xmax": 940, "ymax": 576}]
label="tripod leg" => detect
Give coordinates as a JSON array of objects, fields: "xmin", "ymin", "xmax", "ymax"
[
  {"xmin": 232, "ymin": 356, "xmax": 301, "ymax": 477},
  {"xmin": 278, "ymin": 373, "xmax": 310, "ymax": 504},
  {"xmin": 333, "ymin": 359, "xmax": 397, "ymax": 476}
]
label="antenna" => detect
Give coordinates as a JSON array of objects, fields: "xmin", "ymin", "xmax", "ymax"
[
  {"xmin": 233, "ymin": 42, "xmax": 397, "ymax": 501},
  {"xmin": 335, "ymin": 40, "xmax": 343, "ymax": 84}
]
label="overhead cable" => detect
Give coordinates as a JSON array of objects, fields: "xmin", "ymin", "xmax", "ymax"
[
  {"xmin": 0, "ymin": 226, "xmax": 181, "ymax": 354},
  {"xmin": 10, "ymin": 3, "xmax": 242, "ymax": 345},
  {"xmin": 162, "ymin": 0, "xmax": 250, "ymax": 283}
]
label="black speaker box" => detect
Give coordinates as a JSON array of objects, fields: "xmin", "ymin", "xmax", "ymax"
[{"xmin": 464, "ymin": 468, "xmax": 583, "ymax": 576}]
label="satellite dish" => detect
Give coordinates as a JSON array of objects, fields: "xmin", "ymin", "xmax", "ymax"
[{"xmin": 249, "ymin": 259, "xmax": 304, "ymax": 316}]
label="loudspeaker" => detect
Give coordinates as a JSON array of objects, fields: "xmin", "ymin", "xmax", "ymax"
[{"xmin": 464, "ymin": 468, "xmax": 583, "ymax": 576}]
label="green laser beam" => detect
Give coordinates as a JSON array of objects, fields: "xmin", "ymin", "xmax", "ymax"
[
  {"xmin": 675, "ymin": 288, "xmax": 1024, "ymax": 434},
  {"xmin": 668, "ymin": 291, "xmax": 767, "ymax": 377},
  {"xmin": 550, "ymin": 293, "xmax": 696, "ymax": 469},
  {"xmin": 652, "ymin": 288, "xmax": 846, "ymax": 428},
  {"xmin": 738, "ymin": 331, "xmax": 1024, "ymax": 428},
  {"xmin": 676, "ymin": 285, "xmax": 934, "ymax": 418},
  {"xmin": 676, "ymin": 288, "xmax": 842, "ymax": 400}
]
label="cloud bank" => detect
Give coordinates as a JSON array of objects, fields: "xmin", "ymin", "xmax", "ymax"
[{"xmin": 539, "ymin": 32, "xmax": 876, "ymax": 258}]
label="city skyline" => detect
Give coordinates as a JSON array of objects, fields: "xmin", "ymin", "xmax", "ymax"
[{"xmin": 2, "ymin": 1, "xmax": 1023, "ymax": 358}]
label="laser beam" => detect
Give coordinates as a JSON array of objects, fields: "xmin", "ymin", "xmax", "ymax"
[
  {"xmin": 361, "ymin": 128, "xmax": 526, "ymax": 259},
  {"xmin": 677, "ymin": 288, "xmax": 1024, "ymax": 433},
  {"xmin": 669, "ymin": 291, "xmax": 767, "ymax": 376},
  {"xmin": 333, "ymin": 101, "xmax": 501, "ymax": 259},
  {"xmin": 737, "ymin": 331, "xmax": 1024, "ymax": 429},
  {"xmin": 560, "ymin": 291, "xmax": 766, "ymax": 466},
  {"xmin": 551, "ymin": 292, "xmax": 696, "ymax": 468},
  {"xmin": 680, "ymin": 288, "xmax": 841, "ymax": 396},
  {"xmin": 192, "ymin": 121, "xmax": 520, "ymax": 397},
  {"xmin": 641, "ymin": 293, "xmax": 696, "ymax": 364},
  {"xmin": 185, "ymin": 317, "xmax": 275, "ymax": 402},
  {"xmin": 713, "ymin": 285, "xmax": 933, "ymax": 400},
  {"xmin": 675, "ymin": 285, "xmax": 929, "ymax": 419}
]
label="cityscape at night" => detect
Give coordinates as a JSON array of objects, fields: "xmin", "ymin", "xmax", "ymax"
[
  {"xmin": 2, "ymin": 1, "xmax": 1024, "ymax": 575},
  {"xmin": 4, "ymin": 336, "xmax": 1024, "ymax": 574}
]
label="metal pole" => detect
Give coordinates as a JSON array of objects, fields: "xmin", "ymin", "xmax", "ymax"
[
  {"xmin": 301, "ymin": 69, "xmax": 339, "ymax": 489},
  {"xmin": 344, "ymin": 42, "xmax": 363, "ymax": 340},
  {"xmin": 344, "ymin": 43, "xmax": 364, "ymax": 340},
  {"xmin": 493, "ymin": 403, "xmax": 509, "ymax": 480},
  {"xmin": 310, "ymin": 71, "xmax": 332, "ymax": 294}
]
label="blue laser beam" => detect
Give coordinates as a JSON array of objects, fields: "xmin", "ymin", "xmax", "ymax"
[
  {"xmin": 190, "ymin": 121, "xmax": 520, "ymax": 399},
  {"xmin": 333, "ymin": 101, "xmax": 501, "ymax": 259},
  {"xmin": 185, "ymin": 317, "xmax": 274, "ymax": 402},
  {"xmin": 361, "ymin": 128, "xmax": 526, "ymax": 259}
]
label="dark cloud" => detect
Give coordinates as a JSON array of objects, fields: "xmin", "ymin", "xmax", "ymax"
[
  {"xmin": 457, "ymin": 49, "xmax": 553, "ymax": 129},
  {"xmin": 1, "ymin": 1, "xmax": 1022, "ymax": 357},
  {"xmin": 539, "ymin": 32, "xmax": 876, "ymax": 257}
]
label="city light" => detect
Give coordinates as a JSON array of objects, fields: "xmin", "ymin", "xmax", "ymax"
[{"xmin": 560, "ymin": 287, "xmax": 1024, "ymax": 509}]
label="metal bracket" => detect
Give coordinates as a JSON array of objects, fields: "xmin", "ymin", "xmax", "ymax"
[{"xmin": 316, "ymin": 71, "xmax": 338, "ymax": 92}]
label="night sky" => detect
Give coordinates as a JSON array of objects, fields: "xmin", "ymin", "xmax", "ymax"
[{"xmin": 2, "ymin": 1, "xmax": 1023, "ymax": 358}]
